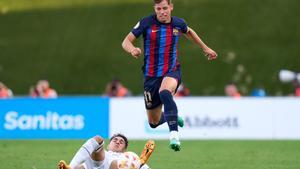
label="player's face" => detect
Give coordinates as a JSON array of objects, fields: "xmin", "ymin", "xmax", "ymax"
[
  {"xmin": 154, "ymin": 0, "xmax": 173, "ymax": 23},
  {"xmin": 108, "ymin": 136, "xmax": 126, "ymax": 152}
]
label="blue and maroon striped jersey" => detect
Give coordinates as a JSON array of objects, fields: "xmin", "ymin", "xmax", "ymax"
[{"xmin": 131, "ymin": 14, "xmax": 188, "ymax": 77}]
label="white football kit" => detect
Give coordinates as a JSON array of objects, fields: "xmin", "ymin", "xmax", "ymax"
[{"xmin": 83, "ymin": 150, "xmax": 124, "ymax": 169}]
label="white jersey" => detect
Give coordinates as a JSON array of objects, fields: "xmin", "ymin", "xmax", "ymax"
[
  {"xmin": 83, "ymin": 150, "xmax": 125, "ymax": 169},
  {"xmin": 105, "ymin": 150, "xmax": 125, "ymax": 167}
]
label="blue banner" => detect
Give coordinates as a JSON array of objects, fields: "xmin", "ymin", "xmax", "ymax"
[{"xmin": 0, "ymin": 97, "xmax": 109, "ymax": 139}]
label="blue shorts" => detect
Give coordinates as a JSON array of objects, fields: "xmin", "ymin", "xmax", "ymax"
[{"xmin": 143, "ymin": 69, "xmax": 182, "ymax": 110}]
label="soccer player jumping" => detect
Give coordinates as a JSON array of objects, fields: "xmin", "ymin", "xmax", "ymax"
[{"xmin": 122, "ymin": 0, "xmax": 217, "ymax": 151}]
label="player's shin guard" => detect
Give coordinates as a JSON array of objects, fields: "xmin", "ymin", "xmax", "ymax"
[
  {"xmin": 159, "ymin": 90, "xmax": 178, "ymax": 132},
  {"xmin": 69, "ymin": 137, "xmax": 104, "ymax": 169}
]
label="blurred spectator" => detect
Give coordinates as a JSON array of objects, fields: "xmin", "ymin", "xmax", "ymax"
[
  {"xmin": 30, "ymin": 80, "xmax": 57, "ymax": 98},
  {"xmin": 251, "ymin": 88, "xmax": 266, "ymax": 97},
  {"xmin": 0, "ymin": 81, "xmax": 13, "ymax": 98},
  {"xmin": 279, "ymin": 69, "xmax": 300, "ymax": 96},
  {"xmin": 295, "ymin": 86, "xmax": 300, "ymax": 96},
  {"xmin": 291, "ymin": 72, "xmax": 300, "ymax": 96},
  {"xmin": 294, "ymin": 81, "xmax": 300, "ymax": 97},
  {"xmin": 225, "ymin": 83, "xmax": 241, "ymax": 98},
  {"xmin": 104, "ymin": 78, "xmax": 131, "ymax": 97},
  {"xmin": 175, "ymin": 83, "xmax": 190, "ymax": 97}
]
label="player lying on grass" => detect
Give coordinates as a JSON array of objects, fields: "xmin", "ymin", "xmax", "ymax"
[{"xmin": 58, "ymin": 133, "xmax": 155, "ymax": 169}]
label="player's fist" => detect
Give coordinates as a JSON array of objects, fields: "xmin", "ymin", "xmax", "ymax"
[
  {"xmin": 58, "ymin": 160, "xmax": 71, "ymax": 169},
  {"xmin": 130, "ymin": 47, "xmax": 142, "ymax": 58},
  {"xmin": 204, "ymin": 48, "xmax": 217, "ymax": 61}
]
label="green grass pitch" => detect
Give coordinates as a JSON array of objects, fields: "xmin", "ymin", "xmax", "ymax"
[{"xmin": 1, "ymin": 140, "xmax": 300, "ymax": 169}]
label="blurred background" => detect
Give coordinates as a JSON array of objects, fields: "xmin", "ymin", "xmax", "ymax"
[{"xmin": 0, "ymin": 0, "xmax": 299, "ymax": 97}]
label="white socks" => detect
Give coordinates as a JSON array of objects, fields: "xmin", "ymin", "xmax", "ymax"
[
  {"xmin": 69, "ymin": 138, "xmax": 103, "ymax": 169},
  {"xmin": 69, "ymin": 147, "xmax": 90, "ymax": 169},
  {"xmin": 140, "ymin": 164, "xmax": 150, "ymax": 169},
  {"xmin": 170, "ymin": 131, "xmax": 179, "ymax": 142}
]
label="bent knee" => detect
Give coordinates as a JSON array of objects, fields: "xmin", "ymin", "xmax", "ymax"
[
  {"xmin": 149, "ymin": 123, "xmax": 159, "ymax": 128},
  {"xmin": 93, "ymin": 135, "xmax": 103, "ymax": 144}
]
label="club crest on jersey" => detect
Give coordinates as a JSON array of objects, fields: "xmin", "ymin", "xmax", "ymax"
[{"xmin": 173, "ymin": 28, "xmax": 179, "ymax": 35}]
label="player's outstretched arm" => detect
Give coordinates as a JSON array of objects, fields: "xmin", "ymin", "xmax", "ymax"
[
  {"xmin": 122, "ymin": 32, "xmax": 142, "ymax": 58},
  {"xmin": 185, "ymin": 27, "xmax": 218, "ymax": 60}
]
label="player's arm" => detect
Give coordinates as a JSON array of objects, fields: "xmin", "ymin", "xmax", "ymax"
[
  {"xmin": 185, "ymin": 27, "xmax": 218, "ymax": 60},
  {"xmin": 122, "ymin": 32, "xmax": 142, "ymax": 58},
  {"xmin": 58, "ymin": 136, "xmax": 105, "ymax": 169}
]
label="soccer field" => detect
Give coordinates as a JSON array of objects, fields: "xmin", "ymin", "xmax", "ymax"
[{"xmin": 1, "ymin": 140, "xmax": 300, "ymax": 169}]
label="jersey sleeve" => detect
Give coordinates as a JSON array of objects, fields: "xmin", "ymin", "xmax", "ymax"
[
  {"xmin": 173, "ymin": 17, "xmax": 188, "ymax": 34},
  {"xmin": 179, "ymin": 18, "xmax": 188, "ymax": 34},
  {"xmin": 131, "ymin": 17, "xmax": 149, "ymax": 38}
]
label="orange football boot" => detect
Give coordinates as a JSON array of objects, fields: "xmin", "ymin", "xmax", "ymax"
[{"xmin": 140, "ymin": 140, "xmax": 155, "ymax": 165}]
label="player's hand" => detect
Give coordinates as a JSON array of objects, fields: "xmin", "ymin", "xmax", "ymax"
[
  {"xmin": 203, "ymin": 48, "xmax": 218, "ymax": 61},
  {"xmin": 58, "ymin": 160, "xmax": 71, "ymax": 169},
  {"xmin": 130, "ymin": 47, "xmax": 142, "ymax": 58}
]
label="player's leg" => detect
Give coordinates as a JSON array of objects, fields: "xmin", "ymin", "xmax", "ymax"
[
  {"xmin": 146, "ymin": 105, "xmax": 165, "ymax": 128},
  {"xmin": 144, "ymin": 76, "xmax": 184, "ymax": 131},
  {"xmin": 68, "ymin": 136, "xmax": 105, "ymax": 169},
  {"xmin": 140, "ymin": 164, "xmax": 151, "ymax": 169},
  {"xmin": 146, "ymin": 104, "xmax": 184, "ymax": 128},
  {"xmin": 159, "ymin": 76, "xmax": 181, "ymax": 151},
  {"xmin": 144, "ymin": 77, "xmax": 166, "ymax": 128},
  {"xmin": 144, "ymin": 76, "xmax": 184, "ymax": 129}
]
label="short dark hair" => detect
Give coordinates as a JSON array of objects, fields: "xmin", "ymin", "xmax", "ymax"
[
  {"xmin": 153, "ymin": 0, "xmax": 171, "ymax": 4},
  {"xmin": 110, "ymin": 133, "xmax": 128, "ymax": 149}
]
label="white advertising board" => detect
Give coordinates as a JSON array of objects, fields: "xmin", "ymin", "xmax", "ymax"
[{"xmin": 110, "ymin": 97, "xmax": 300, "ymax": 139}]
